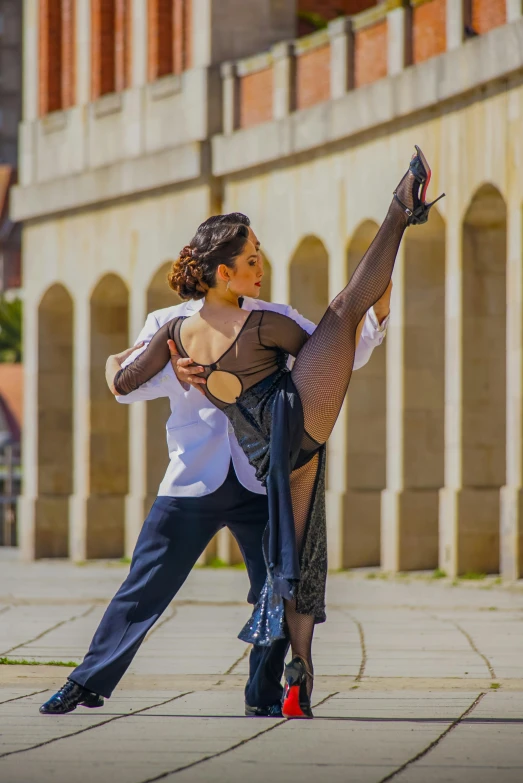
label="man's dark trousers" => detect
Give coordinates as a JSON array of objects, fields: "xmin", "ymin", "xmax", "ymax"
[{"xmin": 70, "ymin": 463, "xmax": 287, "ymax": 707}]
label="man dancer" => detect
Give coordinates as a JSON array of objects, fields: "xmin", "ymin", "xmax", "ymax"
[{"xmin": 40, "ymin": 216, "xmax": 391, "ymax": 717}]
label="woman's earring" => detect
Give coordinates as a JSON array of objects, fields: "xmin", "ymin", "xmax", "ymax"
[{"xmin": 226, "ymin": 281, "xmax": 230, "ymax": 292}]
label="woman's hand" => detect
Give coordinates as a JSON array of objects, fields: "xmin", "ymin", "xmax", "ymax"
[
  {"xmin": 105, "ymin": 343, "xmax": 144, "ymax": 395},
  {"xmin": 167, "ymin": 339, "xmax": 206, "ymax": 395}
]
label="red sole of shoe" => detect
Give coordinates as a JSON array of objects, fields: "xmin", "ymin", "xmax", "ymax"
[{"xmin": 282, "ymin": 685, "xmax": 310, "ymax": 719}]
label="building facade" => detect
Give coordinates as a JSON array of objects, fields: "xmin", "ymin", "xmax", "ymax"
[{"xmin": 12, "ymin": 0, "xmax": 523, "ymax": 580}]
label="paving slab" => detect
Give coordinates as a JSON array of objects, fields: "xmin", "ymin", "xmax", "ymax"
[{"xmin": 1, "ymin": 551, "xmax": 523, "ymax": 782}]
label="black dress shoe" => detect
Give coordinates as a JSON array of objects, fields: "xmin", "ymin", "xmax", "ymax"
[
  {"xmin": 39, "ymin": 680, "xmax": 104, "ymax": 715},
  {"xmin": 245, "ymin": 702, "xmax": 283, "ymax": 718}
]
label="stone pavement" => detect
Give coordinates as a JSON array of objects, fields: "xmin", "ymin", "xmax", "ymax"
[{"xmin": 0, "ymin": 548, "xmax": 523, "ymax": 783}]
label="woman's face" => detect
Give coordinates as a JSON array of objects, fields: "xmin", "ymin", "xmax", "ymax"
[{"xmin": 226, "ymin": 227, "xmax": 265, "ymax": 299}]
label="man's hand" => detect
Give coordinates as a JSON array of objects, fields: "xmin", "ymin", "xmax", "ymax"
[
  {"xmin": 105, "ymin": 342, "xmax": 144, "ymax": 395},
  {"xmin": 373, "ymin": 280, "xmax": 392, "ymax": 325},
  {"xmin": 167, "ymin": 339, "xmax": 206, "ymax": 395}
]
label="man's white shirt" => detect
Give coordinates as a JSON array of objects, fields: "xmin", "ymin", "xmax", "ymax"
[{"xmin": 117, "ymin": 297, "xmax": 389, "ymax": 498}]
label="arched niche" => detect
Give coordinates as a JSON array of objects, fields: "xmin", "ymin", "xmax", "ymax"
[
  {"xmin": 344, "ymin": 221, "xmax": 385, "ymax": 567},
  {"xmin": 289, "ymin": 236, "xmax": 329, "ymax": 324},
  {"xmin": 36, "ymin": 284, "xmax": 74, "ymax": 557},
  {"xmin": 460, "ymin": 184, "xmax": 507, "ymax": 573},
  {"xmin": 88, "ymin": 273, "xmax": 129, "ymax": 559}
]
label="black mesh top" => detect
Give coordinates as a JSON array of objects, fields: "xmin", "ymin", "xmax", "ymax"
[{"xmin": 114, "ymin": 310, "xmax": 310, "ymax": 409}]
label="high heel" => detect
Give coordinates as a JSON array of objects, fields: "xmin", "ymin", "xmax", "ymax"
[
  {"xmin": 393, "ymin": 145, "xmax": 445, "ymax": 226},
  {"xmin": 282, "ymin": 656, "xmax": 314, "ymax": 719}
]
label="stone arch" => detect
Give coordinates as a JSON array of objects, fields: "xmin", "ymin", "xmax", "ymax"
[
  {"xmin": 344, "ymin": 221, "xmax": 385, "ymax": 566},
  {"xmin": 402, "ymin": 207, "xmax": 446, "ymax": 568},
  {"xmin": 460, "ymin": 184, "xmax": 507, "ymax": 573},
  {"xmin": 289, "ymin": 236, "xmax": 329, "ymax": 323},
  {"xmin": 88, "ymin": 273, "xmax": 129, "ymax": 559},
  {"xmin": 145, "ymin": 263, "xmax": 181, "ymax": 510},
  {"xmin": 36, "ymin": 284, "xmax": 74, "ymax": 557}
]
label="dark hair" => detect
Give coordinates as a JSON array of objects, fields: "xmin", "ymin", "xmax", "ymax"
[{"xmin": 168, "ymin": 213, "xmax": 251, "ymax": 300}]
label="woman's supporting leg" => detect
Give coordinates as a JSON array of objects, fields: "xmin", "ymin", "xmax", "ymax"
[
  {"xmin": 292, "ymin": 162, "xmax": 418, "ymax": 447},
  {"xmin": 285, "ymin": 452, "xmax": 321, "ymax": 695}
]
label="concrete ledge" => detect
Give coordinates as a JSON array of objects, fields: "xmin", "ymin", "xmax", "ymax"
[
  {"xmin": 11, "ymin": 141, "xmax": 204, "ymax": 222},
  {"xmin": 212, "ymin": 19, "xmax": 523, "ymax": 177}
]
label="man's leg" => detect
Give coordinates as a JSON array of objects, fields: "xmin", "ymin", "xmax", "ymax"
[
  {"xmin": 40, "ymin": 494, "xmax": 221, "ymax": 712},
  {"xmin": 226, "ymin": 477, "xmax": 289, "ymax": 712}
]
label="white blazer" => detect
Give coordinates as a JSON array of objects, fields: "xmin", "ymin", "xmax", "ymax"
[{"xmin": 117, "ymin": 297, "xmax": 389, "ymax": 497}]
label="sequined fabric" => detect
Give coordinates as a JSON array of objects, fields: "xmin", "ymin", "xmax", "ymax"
[{"xmin": 222, "ymin": 370, "xmax": 328, "ymax": 647}]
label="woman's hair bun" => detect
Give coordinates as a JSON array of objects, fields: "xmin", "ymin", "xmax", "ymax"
[
  {"xmin": 167, "ymin": 213, "xmax": 251, "ymax": 301},
  {"xmin": 168, "ymin": 247, "xmax": 208, "ymax": 300}
]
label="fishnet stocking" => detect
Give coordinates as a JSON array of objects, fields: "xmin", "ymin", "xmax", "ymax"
[{"xmin": 292, "ymin": 185, "xmax": 412, "ymax": 447}]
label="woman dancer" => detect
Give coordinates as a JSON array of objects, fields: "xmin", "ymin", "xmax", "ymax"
[{"xmin": 112, "ymin": 147, "xmax": 443, "ymax": 719}]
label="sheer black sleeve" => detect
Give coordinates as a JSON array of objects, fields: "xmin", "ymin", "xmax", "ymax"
[
  {"xmin": 259, "ymin": 311, "xmax": 309, "ymax": 357},
  {"xmin": 114, "ymin": 320, "xmax": 177, "ymax": 395}
]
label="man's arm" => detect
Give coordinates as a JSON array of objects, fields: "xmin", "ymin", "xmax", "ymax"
[{"xmin": 110, "ymin": 313, "xmax": 180, "ymax": 404}]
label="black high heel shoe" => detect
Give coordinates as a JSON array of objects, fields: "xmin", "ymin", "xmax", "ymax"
[
  {"xmin": 282, "ymin": 656, "xmax": 314, "ymax": 719},
  {"xmin": 393, "ymin": 145, "xmax": 445, "ymax": 226}
]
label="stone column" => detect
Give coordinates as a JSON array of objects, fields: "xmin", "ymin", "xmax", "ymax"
[
  {"xmin": 387, "ymin": 0, "xmax": 410, "ymax": 76},
  {"xmin": 446, "ymin": 0, "xmax": 465, "ymax": 51},
  {"xmin": 380, "ymin": 246, "xmax": 405, "ymax": 572},
  {"xmin": 18, "ymin": 291, "xmax": 39, "ymax": 560},
  {"xmin": 438, "ymin": 206, "xmax": 463, "ymax": 578},
  {"xmin": 69, "ymin": 300, "xmax": 91, "ymax": 562},
  {"xmin": 272, "ymin": 41, "xmax": 296, "ymax": 120},
  {"xmin": 131, "ymin": 0, "xmax": 148, "ymax": 88},
  {"xmin": 507, "ymin": 1, "xmax": 523, "ymax": 23},
  {"xmin": 221, "ymin": 62, "xmax": 239, "ymax": 135},
  {"xmin": 124, "ymin": 293, "xmax": 148, "ymax": 559},
  {"xmin": 76, "ymin": 0, "xmax": 91, "ymax": 104},
  {"xmin": 329, "ymin": 16, "xmax": 354, "ymax": 98},
  {"xmin": 325, "ymin": 243, "xmax": 349, "ymax": 571},
  {"xmin": 500, "ymin": 203, "xmax": 523, "ymax": 579}
]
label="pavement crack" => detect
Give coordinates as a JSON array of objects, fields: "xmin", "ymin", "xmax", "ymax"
[
  {"xmin": 224, "ymin": 644, "xmax": 250, "ymax": 676},
  {"xmin": 0, "ymin": 691, "xmax": 194, "ymax": 759},
  {"xmin": 376, "ymin": 691, "xmax": 486, "ymax": 783},
  {"xmin": 345, "ymin": 612, "xmax": 366, "ymax": 681},
  {"xmin": 138, "ymin": 691, "xmax": 339, "ymax": 782},
  {"xmin": 452, "ymin": 621, "xmax": 496, "ymax": 679},
  {"xmin": 0, "ymin": 689, "xmax": 48, "ymax": 706},
  {"xmin": 0, "ymin": 604, "xmax": 97, "ymax": 658}
]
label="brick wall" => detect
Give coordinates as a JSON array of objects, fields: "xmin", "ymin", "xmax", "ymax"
[
  {"xmin": 296, "ymin": 44, "xmax": 331, "ymax": 110},
  {"xmin": 148, "ymin": 0, "xmax": 191, "ymax": 81},
  {"xmin": 354, "ymin": 20, "xmax": 387, "ymax": 89},
  {"xmin": 471, "ymin": 0, "xmax": 506, "ymax": 35},
  {"xmin": 298, "ymin": 1, "xmax": 377, "ymax": 35},
  {"xmin": 61, "ymin": 0, "xmax": 75, "ymax": 108},
  {"xmin": 239, "ymin": 68, "xmax": 273, "ymax": 129},
  {"xmin": 412, "ymin": 0, "xmax": 446, "ymax": 65},
  {"xmin": 91, "ymin": 0, "xmax": 116, "ymax": 99}
]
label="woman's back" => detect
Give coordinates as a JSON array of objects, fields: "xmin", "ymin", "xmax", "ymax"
[{"xmin": 114, "ymin": 309, "xmax": 309, "ymax": 409}]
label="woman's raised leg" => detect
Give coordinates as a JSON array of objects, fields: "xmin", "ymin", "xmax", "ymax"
[{"xmin": 291, "ymin": 146, "xmax": 442, "ymax": 447}]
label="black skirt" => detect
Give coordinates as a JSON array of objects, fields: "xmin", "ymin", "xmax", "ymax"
[{"xmin": 223, "ymin": 369, "xmax": 327, "ymax": 646}]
